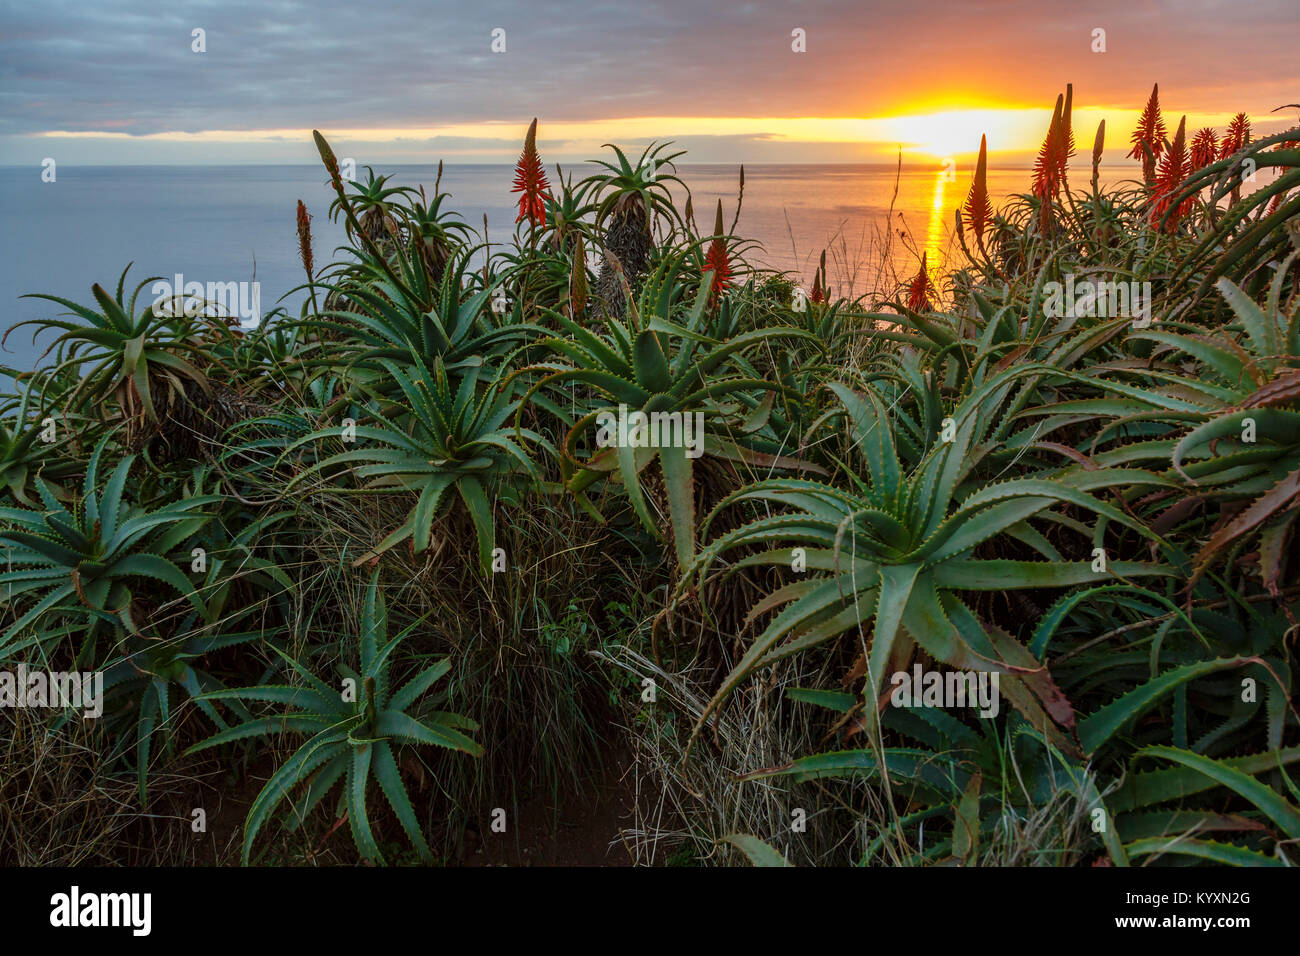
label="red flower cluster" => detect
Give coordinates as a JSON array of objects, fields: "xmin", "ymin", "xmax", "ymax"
[
  {"xmin": 905, "ymin": 252, "xmax": 934, "ymax": 312},
  {"xmin": 962, "ymin": 134, "xmax": 993, "ymax": 244},
  {"xmin": 1151, "ymin": 116, "xmax": 1192, "ymax": 230},
  {"xmin": 810, "ymin": 250, "xmax": 826, "ymax": 304},
  {"xmin": 1128, "ymin": 84, "xmax": 1167, "ymax": 182},
  {"xmin": 1033, "ymin": 90, "xmax": 1073, "ymax": 201},
  {"xmin": 1190, "ymin": 128, "xmax": 1218, "ymax": 171},
  {"xmin": 512, "ymin": 118, "xmax": 551, "ymax": 226},
  {"xmin": 703, "ymin": 201, "xmax": 732, "ymax": 302},
  {"xmin": 1218, "ymin": 113, "xmax": 1251, "ymax": 160}
]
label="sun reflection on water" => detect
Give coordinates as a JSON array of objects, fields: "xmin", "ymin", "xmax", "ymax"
[{"xmin": 925, "ymin": 168, "xmax": 949, "ymax": 264}]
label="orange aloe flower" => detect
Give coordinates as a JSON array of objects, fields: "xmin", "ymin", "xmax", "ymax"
[
  {"xmin": 1033, "ymin": 94, "xmax": 1069, "ymax": 200},
  {"xmin": 963, "ymin": 134, "xmax": 993, "ymax": 245},
  {"xmin": 512, "ymin": 118, "xmax": 551, "ymax": 226},
  {"xmin": 1190, "ymin": 128, "xmax": 1218, "ymax": 170},
  {"xmin": 1218, "ymin": 112, "xmax": 1251, "ymax": 160},
  {"xmin": 1032, "ymin": 92, "xmax": 1073, "ymax": 233},
  {"xmin": 1152, "ymin": 115, "xmax": 1191, "ymax": 230},
  {"xmin": 905, "ymin": 252, "xmax": 934, "ymax": 312},
  {"xmin": 810, "ymin": 250, "xmax": 826, "ymax": 304},
  {"xmin": 702, "ymin": 200, "xmax": 732, "ymax": 302},
  {"xmin": 1128, "ymin": 84, "xmax": 1166, "ymax": 182}
]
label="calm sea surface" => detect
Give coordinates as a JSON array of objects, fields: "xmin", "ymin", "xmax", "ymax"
[{"xmin": 0, "ymin": 162, "xmax": 1133, "ymax": 377}]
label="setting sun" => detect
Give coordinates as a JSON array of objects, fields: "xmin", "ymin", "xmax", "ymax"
[{"xmin": 878, "ymin": 108, "xmax": 1047, "ymax": 159}]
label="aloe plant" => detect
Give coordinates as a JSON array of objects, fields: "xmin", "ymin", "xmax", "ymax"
[
  {"xmin": 584, "ymin": 141, "xmax": 688, "ymax": 315},
  {"xmin": 0, "ymin": 436, "xmax": 216, "ymax": 660},
  {"xmin": 521, "ymin": 260, "xmax": 818, "ymax": 563},
  {"xmin": 11, "ymin": 265, "xmax": 216, "ymax": 428},
  {"xmin": 541, "ymin": 168, "xmax": 596, "ymax": 257},
  {"xmin": 286, "ymin": 358, "xmax": 547, "ymax": 572},
  {"xmin": 99, "ymin": 622, "xmax": 261, "ymax": 805},
  {"xmin": 0, "ymin": 386, "xmax": 66, "ymax": 506},
  {"xmin": 187, "ymin": 571, "xmax": 481, "ymax": 864},
  {"xmin": 1163, "ymin": 272, "xmax": 1300, "ymax": 586},
  {"xmin": 306, "ymin": 245, "xmax": 544, "ymax": 387},
  {"xmin": 329, "ymin": 166, "xmax": 418, "ymax": 245},
  {"xmin": 1166, "ymin": 128, "xmax": 1300, "ymax": 298},
  {"xmin": 680, "ymin": 374, "xmax": 1173, "ymax": 747},
  {"xmin": 406, "ymin": 179, "xmax": 474, "ymax": 283},
  {"xmin": 761, "ymin": 700, "xmax": 1300, "ymax": 866},
  {"xmin": 1030, "ymin": 262, "xmax": 1300, "ymax": 589}
]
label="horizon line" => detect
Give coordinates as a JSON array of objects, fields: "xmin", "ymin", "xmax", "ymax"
[{"xmin": 0, "ymin": 160, "xmax": 1144, "ymax": 168}]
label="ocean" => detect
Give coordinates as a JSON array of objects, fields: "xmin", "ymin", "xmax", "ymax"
[{"xmin": 0, "ymin": 162, "xmax": 1132, "ymax": 377}]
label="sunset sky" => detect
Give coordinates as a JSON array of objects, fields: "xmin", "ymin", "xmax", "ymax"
[{"xmin": 1, "ymin": 0, "xmax": 1296, "ymax": 166}]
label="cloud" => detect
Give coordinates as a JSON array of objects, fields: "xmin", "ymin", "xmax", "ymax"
[{"xmin": 0, "ymin": 0, "xmax": 1295, "ymax": 163}]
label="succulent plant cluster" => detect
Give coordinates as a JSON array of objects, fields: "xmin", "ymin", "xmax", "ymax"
[{"xmin": 3, "ymin": 95, "xmax": 1298, "ymax": 866}]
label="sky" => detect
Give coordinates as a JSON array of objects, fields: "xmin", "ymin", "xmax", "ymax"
[{"xmin": 1, "ymin": 0, "xmax": 1297, "ymax": 166}]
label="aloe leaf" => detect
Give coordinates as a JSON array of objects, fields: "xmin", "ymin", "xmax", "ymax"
[
  {"xmin": 868, "ymin": 563, "xmax": 920, "ymax": 709},
  {"xmin": 1125, "ymin": 837, "xmax": 1283, "ymax": 866},
  {"xmin": 1078, "ymin": 657, "xmax": 1263, "ymax": 754},
  {"xmin": 657, "ymin": 443, "xmax": 695, "ymax": 565},
  {"xmin": 371, "ymin": 739, "xmax": 434, "ymax": 864},
  {"xmin": 346, "ymin": 743, "xmax": 384, "ymax": 864},
  {"xmin": 785, "ymin": 687, "xmax": 858, "ymax": 713},
  {"xmin": 721, "ymin": 835, "xmax": 791, "ymax": 867},
  {"xmin": 951, "ymin": 771, "xmax": 982, "ymax": 864},
  {"xmin": 1133, "ymin": 746, "xmax": 1300, "ymax": 840},
  {"xmin": 240, "ymin": 728, "xmax": 349, "ymax": 864},
  {"xmin": 375, "ymin": 709, "xmax": 483, "ymax": 756},
  {"xmin": 387, "ymin": 658, "xmax": 452, "ymax": 714}
]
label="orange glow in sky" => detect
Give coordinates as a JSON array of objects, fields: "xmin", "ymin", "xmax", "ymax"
[{"xmin": 36, "ymin": 105, "xmax": 1282, "ymax": 165}]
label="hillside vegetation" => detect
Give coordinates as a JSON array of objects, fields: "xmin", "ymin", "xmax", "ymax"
[{"xmin": 2, "ymin": 86, "xmax": 1298, "ymax": 867}]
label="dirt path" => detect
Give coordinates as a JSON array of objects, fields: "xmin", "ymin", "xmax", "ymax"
[{"xmin": 458, "ymin": 750, "xmax": 639, "ymax": 866}]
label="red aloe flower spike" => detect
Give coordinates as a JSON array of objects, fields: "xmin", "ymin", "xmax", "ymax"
[
  {"xmin": 905, "ymin": 251, "xmax": 934, "ymax": 312},
  {"xmin": 1218, "ymin": 112, "xmax": 1251, "ymax": 160},
  {"xmin": 1219, "ymin": 113, "xmax": 1252, "ymax": 205},
  {"xmin": 1128, "ymin": 83, "xmax": 1166, "ymax": 182},
  {"xmin": 512, "ymin": 117, "xmax": 550, "ymax": 227},
  {"xmin": 963, "ymin": 134, "xmax": 993, "ymax": 244},
  {"xmin": 703, "ymin": 200, "xmax": 732, "ymax": 303},
  {"xmin": 1033, "ymin": 94, "xmax": 1067, "ymax": 233},
  {"xmin": 810, "ymin": 250, "xmax": 826, "ymax": 304},
  {"xmin": 1032, "ymin": 95, "xmax": 1061, "ymax": 196},
  {"xmin": 1033, "ymin": 94, "xmax": 1069, "ymax": 199},
  {"xmin": 1190, "ymin": 128, "xmax": 1219, "ymax": 171},
  {"xmin": 1152, "ymin": 115, "xmax": 1190, "ymax": 231}
]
